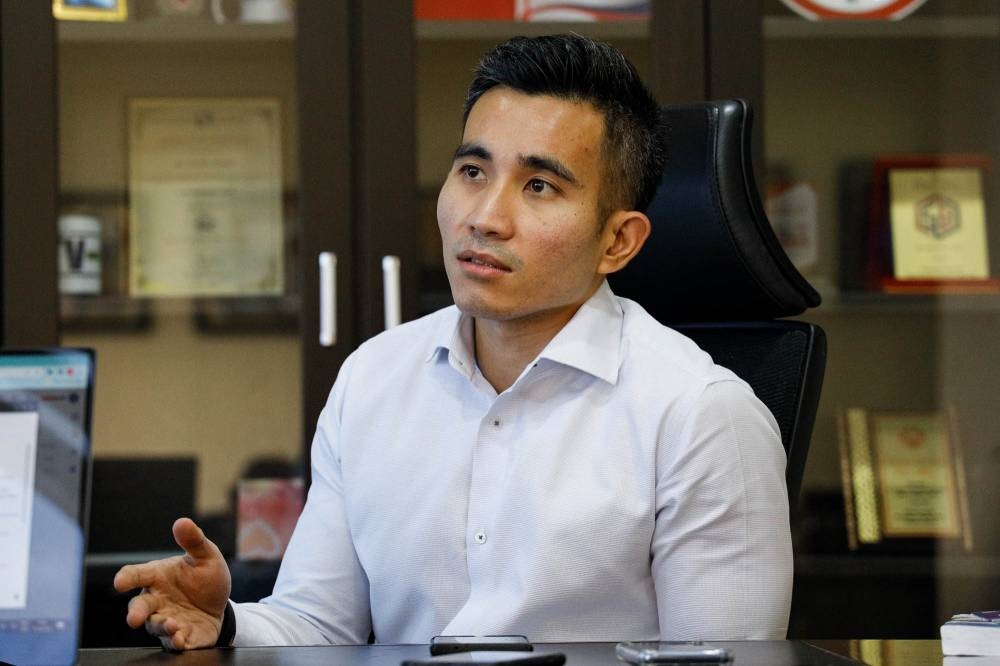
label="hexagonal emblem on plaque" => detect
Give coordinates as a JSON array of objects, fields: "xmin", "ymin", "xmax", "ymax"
[{"xmin": 915, "ymin": 193, "xmax": 961, "ymax": 239}]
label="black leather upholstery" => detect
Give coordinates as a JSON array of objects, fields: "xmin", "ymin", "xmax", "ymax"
[
  {"xmin": 609, "ymin": 99, "xmax": 820, "ymax": 323},
  {"xmin": 609, "ymin": 100, "xmax": 826, "ymax": 503}
]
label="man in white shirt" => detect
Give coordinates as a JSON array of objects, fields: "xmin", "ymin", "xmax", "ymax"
[{"xmin": 114, "ymin": 34, "xmax": 792, "ymax": 650}]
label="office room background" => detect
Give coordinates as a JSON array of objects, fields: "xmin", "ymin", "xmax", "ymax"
[{"xmin": 1, "ymin": 0, "xmax": 999, "ymax": 647}]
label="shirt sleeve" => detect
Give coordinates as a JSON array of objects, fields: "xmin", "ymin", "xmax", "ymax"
[
  {"xmin": 651, "ymin": 379, "xmax": 793, "ymax": 640},
  {"xmin": 232, "ymin": 354, "xmax": 372, "ymax": 646}
]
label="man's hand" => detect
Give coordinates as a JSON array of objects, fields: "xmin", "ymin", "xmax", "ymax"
[{"xmin": 113, "ymin": 517, "xmax": 232, "ymax": 651}]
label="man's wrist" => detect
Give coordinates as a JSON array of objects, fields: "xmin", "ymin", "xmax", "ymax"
[{"xmin": 215, "ymin": 601, "xmax": 236, "ymax": 647}]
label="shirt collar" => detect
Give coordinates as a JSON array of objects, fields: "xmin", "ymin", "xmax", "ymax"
[
  {"xmin": 428, "ymin": 280, "xmax": 624, "ymax": 385},
  {"xmin": 535, "ymin": 280, "xmax": 623, "ymax": 385},
  {"xmin": 427, "ymin": 307, "xmax": 477, "ymax": 380}
]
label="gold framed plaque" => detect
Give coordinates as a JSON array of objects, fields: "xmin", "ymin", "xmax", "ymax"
[
  {"xmin": 53, "ymin": 0, "xmax": 128, "ymax": 21},
  {"xmin": 838, "ymin": 407, "xmax": 972, "ymax": 551},
  {"xmin": 865, "ymin": 155, "xmax": 999, "ymax": 294}
]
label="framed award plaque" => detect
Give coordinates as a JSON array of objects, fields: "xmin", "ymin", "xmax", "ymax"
[
  {"xmin": 838, "ymin": 408, "xmax": 972, "ymax": 551},
  {"xmin": 864, "ymin": 154, "xmax": 1000, "ymax": 294}
]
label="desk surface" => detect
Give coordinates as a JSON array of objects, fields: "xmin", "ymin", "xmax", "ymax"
[{"xmin": 78, "ymin": 641, "xmax": 864, "ymax": 665}]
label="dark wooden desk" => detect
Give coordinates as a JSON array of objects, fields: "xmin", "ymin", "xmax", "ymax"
[{"xmin": 77, "ymin": 641, "xmax": 864, "ymax": 665}]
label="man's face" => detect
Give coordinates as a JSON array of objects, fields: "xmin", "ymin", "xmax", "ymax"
[{"xmin": 437, "ymin": 87, "xmax": 614, "ymax": 327}]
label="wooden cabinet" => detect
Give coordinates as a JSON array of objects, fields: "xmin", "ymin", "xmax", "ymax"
[
  {"xmin": 761, "ymin": 0, "xmax": 1000, "ymax": 636},
  {"xmin": 1, "ymin": 0, "xmax": 416, "ymax": 545}
]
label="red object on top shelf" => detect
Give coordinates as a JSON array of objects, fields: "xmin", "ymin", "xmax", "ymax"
[{"xmin": 415, "ymin": 0, "xmax": 515, "ymax": 20}]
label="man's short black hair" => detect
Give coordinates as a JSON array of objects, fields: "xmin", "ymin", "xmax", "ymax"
[{"xmin": 463, "ymin": 33, "xmax": 666, "ymax": 215}]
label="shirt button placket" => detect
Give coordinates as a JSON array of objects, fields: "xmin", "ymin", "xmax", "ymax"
[{"xmin": 466, "ymin": 406, "xmax": 509, "ymax": 590}]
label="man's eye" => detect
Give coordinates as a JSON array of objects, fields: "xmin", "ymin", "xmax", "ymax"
[
  {"xmin": 527, "ymin": 178, "xmax": 553, "ymax": 194},
  {"xmin": 460, "ymin": 165, "xmax": 483, "ymax": 180}
]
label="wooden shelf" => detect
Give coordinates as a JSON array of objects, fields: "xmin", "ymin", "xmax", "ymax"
[
  {"xmin": 57, "ymin": 19, "xmax": 294, "ymax": 43},
  {"xmin": 61, "ymin": 295, "xmax": 152, "ymax": 332},
  {"xmin": 796, "ymin": 554, "xmax": 1000, "ymax": 578},
  {"xmin": 809, "ymin": 290, "xmax": 1000, "ymax": 315},
  {"xmin": 60, "ymin": 294, "xmax": 301, "ymax": 333},
  {"xmin": 416, "ymin": 19, "xmax": 647, "ymax": 40},
  {"xmin": 60, "ymin": 15, "xmax": 1000, "ymax": 44},
  {"xmin": 764, "ymin": 16, "xmax": 1000, "ymax": 39},
  {"xmin": 57, "ymin": 17, "xmax": 649, "ymax": 43}
]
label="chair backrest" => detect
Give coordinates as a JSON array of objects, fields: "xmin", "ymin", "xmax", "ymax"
[
  {"xmin": 608, "ymin": 99, "xmax": 826, "ymax": 503},
  {"xmin": 672, "ymin": 321, "xmax": 825, "ymax": 504}
]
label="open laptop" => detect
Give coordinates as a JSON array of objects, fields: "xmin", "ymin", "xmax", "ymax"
[{"xmin": 0, "ymin": 348, "xmax": 94, "ymax": 666}]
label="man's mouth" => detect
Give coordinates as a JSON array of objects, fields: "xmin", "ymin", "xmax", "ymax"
[{"xmin": 457, "ymin": 250, "xmax": 512, "ymax": 272}]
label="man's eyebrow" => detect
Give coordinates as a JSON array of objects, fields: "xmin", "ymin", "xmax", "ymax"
[
  {"xmin": 520, "ymin": 154, "xmax": 579, "ymax": 187},
  {"xmin": 452, "ymin": 144, "xmax": 580, "ymax": 188},
  {"xmin": 452, "ymin": 143, "xmax": 491, "ymax": 162}
]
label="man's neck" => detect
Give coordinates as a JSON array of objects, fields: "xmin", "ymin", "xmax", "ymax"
[{"xmin": 472, "ymin": 308, "xmax": 577, "ymax": 394}]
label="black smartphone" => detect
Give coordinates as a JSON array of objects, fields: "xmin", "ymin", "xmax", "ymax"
[
  {"xmin": 402, "ymin": 650, "xmax": 565, "ymax": 666},
  {"xmin": 615, "ymin": 642, "xmax": 733, "ymax": 664},
  {"xmin": 430, "ymin": 635, "xmax": 533, "ymax": 655}
]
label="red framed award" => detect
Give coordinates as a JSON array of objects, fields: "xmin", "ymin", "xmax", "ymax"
[{"xmin": 864, "ymin": 154, "xmax": 1000, "ymax": 294}]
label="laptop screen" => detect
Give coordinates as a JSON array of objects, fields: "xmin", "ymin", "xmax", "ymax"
[{"xmin": 0, "ymin": 348, "xmax": 94, "ymax": 666}]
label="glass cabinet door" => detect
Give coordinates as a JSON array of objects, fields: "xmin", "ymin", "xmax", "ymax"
[
  {"xmin": 760, "ymin": 0, "xmax": 1000, "ymax": 639},
  {"xmin": 52, "ymin": 8, "xmax": 309, "ymax": 645},
  {"xmin": 56, "ymin": 1, "xmax": 303, "ymax": 558},
  {"xmin": 44, "ymin": 0, "xmax": 414, "ymax": 647}
]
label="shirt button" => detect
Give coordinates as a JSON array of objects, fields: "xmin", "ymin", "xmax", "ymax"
[
  {"xmin": 491, "ymin": 417, "xmax": 502, "ymax": 429},
  {"xmin": 473, "ymin": 530, "xmax": 487, "ymax": 544}
]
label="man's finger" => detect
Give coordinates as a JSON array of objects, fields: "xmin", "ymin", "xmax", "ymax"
[
  {"xmin": 114, "ymin": 562, "xmax": 161, "ymax": 593},
  {"xmin": 144, "ymin": 612, "xmax": 170, "ymax": 638},
  {"xmin": 159, "ymin": 634, "xmax": 179, "ymax": 652},
  {"xmin": 168, "ymin": 627, "xmax": 189, "ymax": 651},
  {"xmin": 126, "ymin": 592, "xmax": 160, "ymax": 629},
  {"xmin": 172, "ymin": 517, "xmax": 217, "ymax": 561},
  {"xmin": 163, "ymin": 617, "xmax": 182, "ymax": 635}
]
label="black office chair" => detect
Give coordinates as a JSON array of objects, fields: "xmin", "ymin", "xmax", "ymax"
[{"xmin": 608, "ymin": 99, "xmax": 826, "ymax": 504}]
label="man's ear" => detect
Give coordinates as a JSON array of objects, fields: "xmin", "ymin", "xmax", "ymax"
[{"xmin": 597, "ymin": 210, "xmax": 651, "ymax": 275}]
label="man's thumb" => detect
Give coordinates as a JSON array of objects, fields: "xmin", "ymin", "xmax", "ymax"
[{"xmin": 172, "ymin": 517, "xmax": 216, "ymax": 560}]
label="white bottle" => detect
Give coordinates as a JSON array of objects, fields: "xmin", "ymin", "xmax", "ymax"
[{"xmin": 58, "ymin": 214, "xmax": 102, "ymax": 295}]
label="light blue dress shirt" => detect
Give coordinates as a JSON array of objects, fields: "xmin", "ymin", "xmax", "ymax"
[{"xmin": 232, "ymin": 281, "xmax": 792, "ymax": 644}]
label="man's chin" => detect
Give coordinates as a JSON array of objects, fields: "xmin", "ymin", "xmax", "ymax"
[{"xmin": 451, "ymin": 295, "xmax": 517, "ymax": 322}]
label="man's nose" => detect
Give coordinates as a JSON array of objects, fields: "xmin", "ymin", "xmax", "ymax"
[{"xmin": 468, "ymin": 183, "xmax": 515, "ymax": 238}]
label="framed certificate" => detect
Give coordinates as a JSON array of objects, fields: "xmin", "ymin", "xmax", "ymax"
[
  {"xmin": 53, "ymin": 0, "xmax": 128, "ymax": 21},
  {"xmin": 864, "ymin": 155, "xmax": 999, "ymax": 294},
  {"xmin": 128, "ymin": 97, "xmax": 285, "ymax": 297},
  {"xmin": 838, "ymin": 408, "xmax": 972, "ymax": 551}
]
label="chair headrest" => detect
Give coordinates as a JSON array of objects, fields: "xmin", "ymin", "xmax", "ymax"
[{"xmin": 609, "ymin": 99, "xmax": 821, "ymax": 323}]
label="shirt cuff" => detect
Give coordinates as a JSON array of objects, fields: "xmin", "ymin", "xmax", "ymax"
[{"xmin": 215, "ymin": 601, "xmax": 236, "ymax": 647}]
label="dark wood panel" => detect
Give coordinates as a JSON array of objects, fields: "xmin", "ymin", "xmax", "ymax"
[
  {"xmin": 1, "ymin": 1, "xmax": 59, "ymax": 346},
  {"xmin": 649, "ymin": 0, "xmax": 706, "ymax": 104},
  {"xmin": 353, "ymin": 0, "xmax": 417, "ymax": 339},
  {"xmin": 706, "ymin": 0, "xmax": 764, "ymax": 180},
  {"xmin": 298, "ymin": 0, "xmax": 418, "ymax": 474},
  {"xmin": 297, "ymin": 0, "xmax": 355, "ymax": 472}
]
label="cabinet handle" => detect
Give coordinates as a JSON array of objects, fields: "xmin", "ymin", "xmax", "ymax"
[
  {"xmin": 319, "ymin": 252, "xmax": 337, "ymax": 347},
  {"xmin": 382, "ymin": 255, "xmax": 402, "ymax": 330}
]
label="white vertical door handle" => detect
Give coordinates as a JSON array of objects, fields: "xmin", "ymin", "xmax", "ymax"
[
  {"xmin": 382, "ymin": 255, "xmax": 402, "ymax": 330},
  {"xmin": 319, "ymin": 252, "xmax": 337, "ymax": 347}
]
